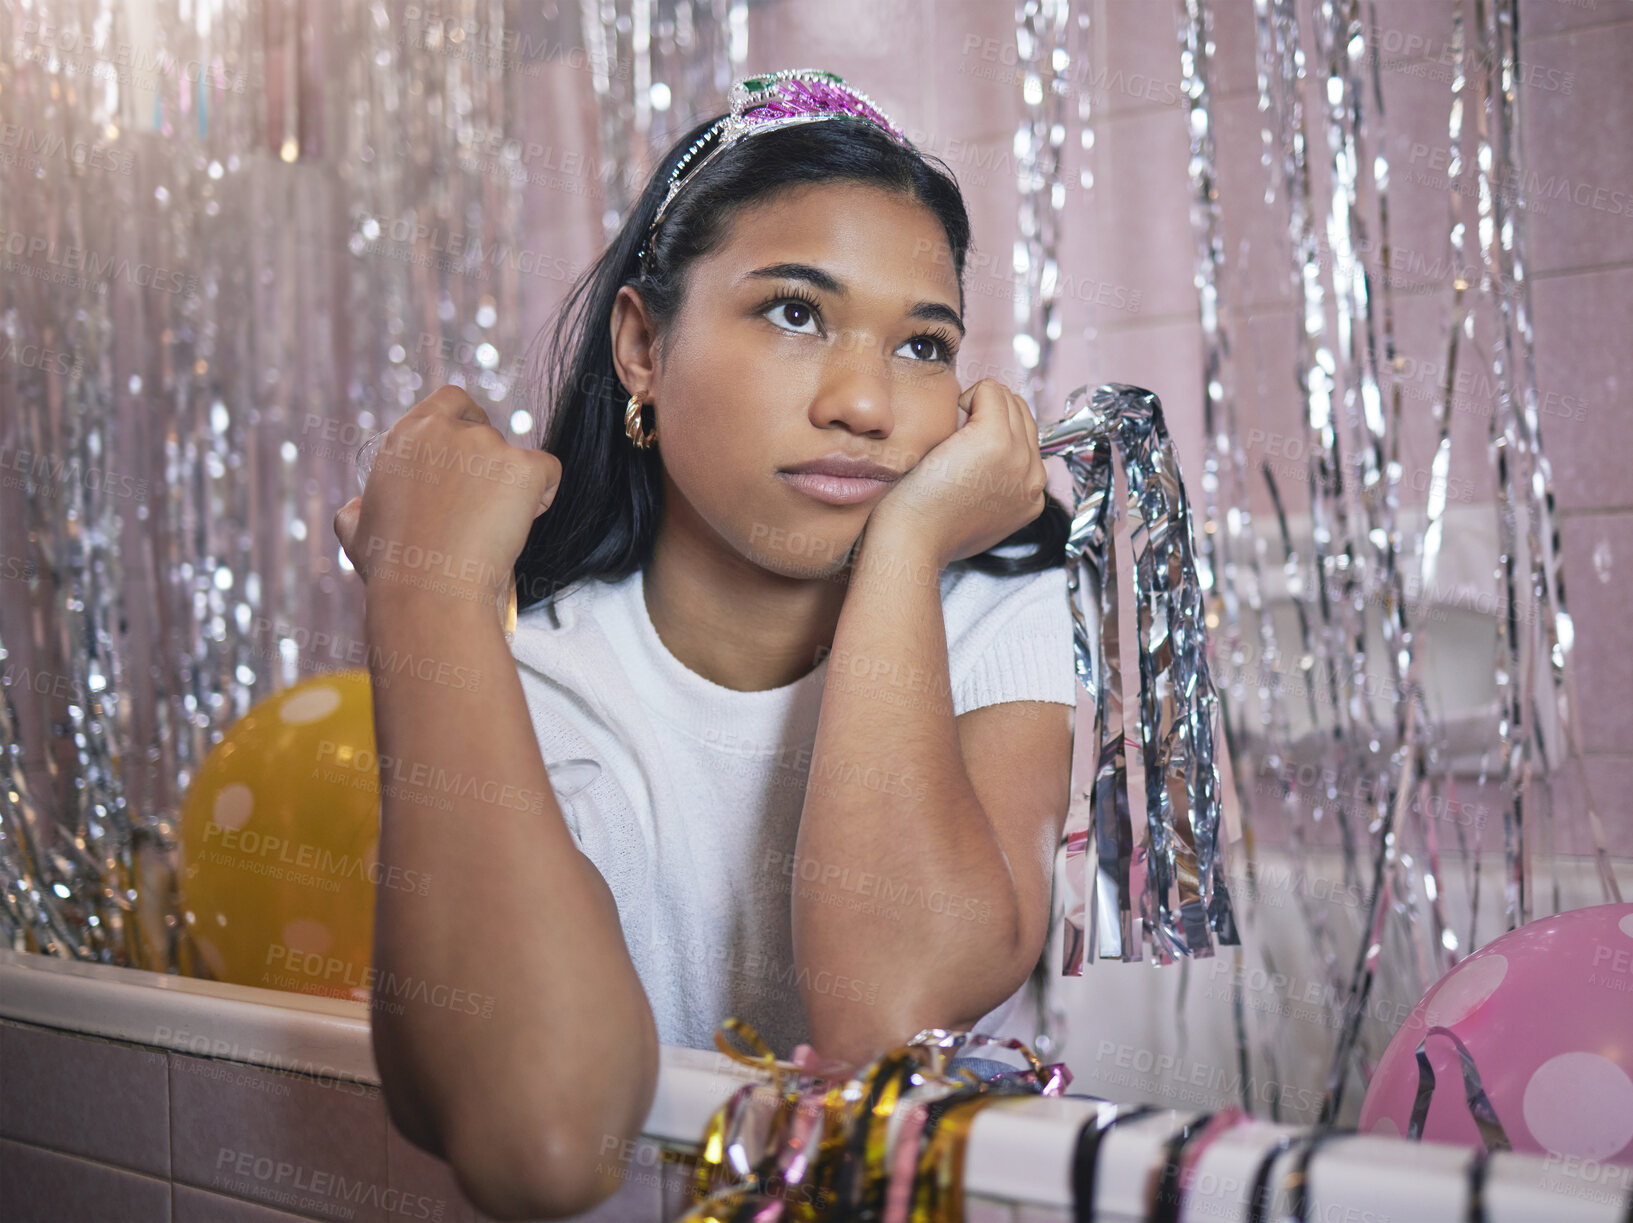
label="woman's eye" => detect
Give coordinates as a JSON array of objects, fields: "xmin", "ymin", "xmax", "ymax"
[
  {"xmin": 767, "ymin": 301, "xmax": 821, "ymax": 334},
  {"xmin": 896, "ymin": 336, "xmax": 950, "ymax": 363}
]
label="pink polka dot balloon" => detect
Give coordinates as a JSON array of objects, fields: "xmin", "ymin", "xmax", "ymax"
[{"xmin": 1359, "ymin": 902, "xmax": 1633, "ymax": 1164}]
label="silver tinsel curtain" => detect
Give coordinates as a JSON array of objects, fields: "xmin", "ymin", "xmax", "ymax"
[
  {"xmin": 1168, "ymin": 0, "xmax": 1623, "ymax": 1121},
  {"xmin": 0, "ymin": 0, "xmax": 741, "ymax": 969}
]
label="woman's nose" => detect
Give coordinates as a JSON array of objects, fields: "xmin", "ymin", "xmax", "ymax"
[{"xmin": 805, "ymin": 336, "xmax": 895, "ymax": 436}]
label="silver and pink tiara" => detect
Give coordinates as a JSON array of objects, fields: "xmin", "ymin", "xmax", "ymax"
[{"xmin": 635, "ymin": 69, "xmax": 917, "ymax": 264}]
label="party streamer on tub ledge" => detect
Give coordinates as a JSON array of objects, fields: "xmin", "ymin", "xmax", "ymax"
[{"xmin": 674, "ymin": 1016, "xmax": 1073, "ymax": 1222}]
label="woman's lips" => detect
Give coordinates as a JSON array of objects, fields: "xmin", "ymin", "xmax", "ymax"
[{"xmin": 777, "ymin": 470, "xmax": 896, "ymax": 506}]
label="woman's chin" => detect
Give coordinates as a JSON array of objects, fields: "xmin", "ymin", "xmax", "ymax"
[{"xmin": 740, "ymin": 533, "xmax": 861, "ymax": 583}]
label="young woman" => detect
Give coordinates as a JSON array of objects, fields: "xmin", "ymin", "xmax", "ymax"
[{"xmin": 334, "ymin": 70, "xmax": 1077, "ymax": 1221}]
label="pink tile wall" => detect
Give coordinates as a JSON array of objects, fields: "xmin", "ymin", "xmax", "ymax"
[
  {"xmin": 0, "ymin": 1140, "xmax": 171, "ymax": 1222},
  {"xmin": 0, "ymin": 1020, "xmax": 170, "ymax": 1176},
  {"xmin": 0, "ymin": 1017, "xmax": 699, "ymax": 1223},
  {"xmin": 1521, "ymin": 3, "xmax": 1633, "ymax": 832}
]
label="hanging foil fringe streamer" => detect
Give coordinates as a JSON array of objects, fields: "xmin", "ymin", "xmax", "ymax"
[
  {"xmin": 1174, "ymin": 0, "xmax": 1299, "ymax": 1116},
  {"xmin": 0, "ymin": 0, "xmax": 738, "ymax": 966},
  {"xmin": 1168, "ymin": 0, "xmax": 1630, "ymax": 1125},
  {"xmin": 1043, "ymin": 384, "xmax": 1239, "ymax": 972},
  {"xmin": 581, "ymin": 0, "xmax": 745, "ymax": 242},
  {"xmin": 1012, "ymin": 0, "xmax": 1083, "ymax": 415},
  {"xmin": 1247, "ymin": 0, "xmax": 1437, "ymax": 1127},
  {"xmin": 1011, "ymin": 0, "xmax": 1091, "ymax": 1070},
  {"xmin": 1468, "ymin": 0, "xmax": 1621, "ymax": 913}
]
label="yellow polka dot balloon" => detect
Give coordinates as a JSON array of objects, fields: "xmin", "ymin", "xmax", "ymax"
[{"xmin": 178, "ymin": 669, "xmax": 384, "ymax": 1002}]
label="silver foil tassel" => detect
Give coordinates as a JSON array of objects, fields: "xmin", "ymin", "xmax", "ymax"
[{"xmin": 1042, "ymin": 383, "xmax": 1239, "ymax": 971}]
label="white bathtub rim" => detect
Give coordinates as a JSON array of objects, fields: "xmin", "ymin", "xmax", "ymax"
[
  {"xmin": 4, "ymin": 948, "xmax": 1619, "ymax": 1218},
  {"xmin": 0, "ymin": 946, "xmax": 378, "ymax": 1082}
]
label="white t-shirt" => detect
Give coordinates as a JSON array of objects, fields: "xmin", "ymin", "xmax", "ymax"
[{"xmin": 506, "ymin": 547, "xmax": 1079, "ymax": 1064}]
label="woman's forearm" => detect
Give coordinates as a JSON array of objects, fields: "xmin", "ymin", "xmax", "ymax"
[
  {"xmin": 363, "ymin": 590, "xmax": 658, "ymax": 1220},
  {"xmin": 791, "ymin": 526, "xmax": 1027, "ymax": 1068}
]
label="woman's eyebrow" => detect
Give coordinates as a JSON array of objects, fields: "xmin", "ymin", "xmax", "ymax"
[{"xmin": 740, "ymin": 261, "xmax": 966, "ymax": 337}]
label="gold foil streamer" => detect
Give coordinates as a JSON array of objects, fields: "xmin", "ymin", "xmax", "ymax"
[
  {"xmin": 679, "ymin": 1019, "xmax": 1067, "ymax": 1222},
  {"xmin": 894, "ymin": 1093, "xmax": 987, "ymax": 1223},
  {"xmin": 1043, "ymin": 383, "xmax": 1239, "ymax": 970}
]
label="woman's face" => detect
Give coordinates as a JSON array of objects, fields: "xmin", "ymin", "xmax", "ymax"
[{"xmin": 629, "ymin": 181, "xmax": 966, "ymax": 581}]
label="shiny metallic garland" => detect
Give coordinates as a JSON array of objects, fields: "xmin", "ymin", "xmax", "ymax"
[
  {"xmin": 1471, "ymin": 0, "xmax": 1620, "ymax": 910},
  {"xmin": 1244, "ymin": 0, "xmax": 1455, "ymax": 1123},
  {"xmin": 1174, "ymin": 0, "xmax": 1303, "ymax": 1115},
  {"xmin": 1011, "ymin": 0, "xmax": 1090, "ymax": 1073},
  {"xmin": 1422, "ymin": 0, "xmax": 1484, "ymax": 955},
  {"xmin": 0, "ymin": 0, "xmax": 665, "ymax": 964},
  {"xmin": 0, "ymin": 0, "xmax": 259, "ymax": 965},
  {"xmin": 582, "ymin": 0, "xmax": 743, "ymax": 242},
  {"xmin": 1011, "ymin": 0, "xmax": 1077, "ymax": 415},
  {"xmin": 1046, "ymin": 383, "xmax": 1239, "ymax": 972},
  {"xmin": 1230, "ymin": 0, "xmax": 1623, "ymax": 1124},
  {"xmin": 1309, "ymin": 0, "xmax": 1432, "ymax": 1122},
  {"xmin": 1249, "ymin": 0, "xmax": 1382, "ymax": 1121}
]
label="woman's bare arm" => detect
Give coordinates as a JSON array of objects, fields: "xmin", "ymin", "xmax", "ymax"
[
  {"xmin": 363, "ymin": 588, "xmax": 659, "ymax": 1221},
  {"xmin": 331, "ymin": 387, "xmax": 657, "ymax": 1218}
]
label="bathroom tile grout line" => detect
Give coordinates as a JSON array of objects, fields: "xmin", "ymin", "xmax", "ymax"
[{"xmin": 0, "ymin": 1134, "xmax": 172, "ymax": 1187}]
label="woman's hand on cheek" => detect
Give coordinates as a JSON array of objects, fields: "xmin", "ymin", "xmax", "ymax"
[{"xmin": 866, "ymin": 378, "xmax": 1049, "ymax": 568}]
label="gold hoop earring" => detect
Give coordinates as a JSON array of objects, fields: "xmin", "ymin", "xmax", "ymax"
[{"xmin": 624, "ymin": 392, "xmax": 657, "ymax": 449}]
